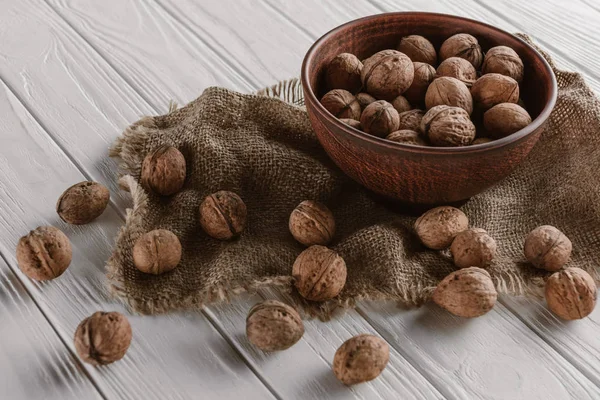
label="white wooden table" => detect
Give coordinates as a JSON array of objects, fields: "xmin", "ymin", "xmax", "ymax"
[{"xmin": 1, "ymin": 1, "xmax": 599, "ymax": 399}]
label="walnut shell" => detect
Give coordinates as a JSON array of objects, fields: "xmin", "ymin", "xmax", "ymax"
[
  {"xmin": 326, "ymin": 53, "xmax": 363, "ymax": 93},
  {"xmin": 482, "ymin": 46, "xmax": 524, "ymax": 83},
  {"xmin": 333, "ymin": 334, "xmax": 389, "ymax": 385},
  {"xmin": 289, "ymin": 200, "xmax": 335, "ymax": 246},
  {"xmin": 74, "ymin": 311, "xmax": 132, "ymax": 365},
  {"xmin": 436, "ymin": 57, "xmax": 477, "ymax": 85},
  {"xmin": 425, "ymin": 77, "xmax": 473, "ymax": 115},
  {"xmin": 340, "ymin": 118, "xmax": 362, "ymax": 130},
  {"xmin": 439, "ymin": 33, "xmax": 483, "ymax": 69},
  {"xmin": 320, "ymin": 89, "xmax": 361, "ymax": 120},
  {"xmin": 545, "ymin": 268, "xmax": 597, "ymax": 320},
  {"xmin": 397, "ymin": 35, "xmax": 437, "ymax": 65},
  {"xmin": 360, "ymin": 100, "xmax": 400, "ymax": 138},
  {"xmin": 356, "ymin": 92, "xmax": 377, "ymax": 110},
  {"xmin": 524, "ymin": 225, "xmax": 572, "ymax": 271},
  {"xmin": 397, "ymin": 109, "xmax": 424, "ymax": 133},
  {"xmin": 292, "ymin": 245, "xmax": 347, "ymax": 301},
  {"xmin": 386, "ymin": 130, "xmax": 427, "ymax": 146},
  {"xmin": 361, "ymin": 50, "xmax": 414, "ymax": 100},
  {"xmin": 403, "ymin": 62, "xmax": 436, "ymax": 106},
  {"xmin": 16, "ymin": 226, "xmax": 72, "ymax": 281},
  {"xmin": 483, "ymin": 103, "xmax": 532, "ymax": 139},
  {"xmin": 433, "ymin": 267, "xmax": 498, "ymax": 317},
  {"xmin": 472, "ymin": 137, "xmax": 493, "ymax": 145},
  {"xmin": 141, "ymin": 145, "xmax": 186, "ymax": 196},
  {"xmin": 199, "ymin": 191, "xmax": 247, "ymax": 240},
  {"xmin": 132, "ymin": 229, "xmax": 182, "ymax": 275},
  {"xmin": 391, "ymin": 95, "xmax": 412, "ymax": 114},
  {"xmin": 421, "ymin": 105, "xmax": 476, "ymax": 146},
  {"xmin": 471, "ymin": 73, "xmax": 519, "ymax": 110},
  {"xmin": 451, "ymin": 228, "xmax": 497, "ymax": 268},
  {"xmin": 246, "ymin": 300, "xmax": 304, "ymax": 351},
  {"xmin": 414, "ymin": 206, "xmax": 468, "ymax": 250},
  {"xmin": 56, "ymin": 181, "xmax": 110, "ymax": 225}
]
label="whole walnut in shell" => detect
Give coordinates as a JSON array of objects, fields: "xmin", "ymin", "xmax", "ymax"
[
  {"xmin": 436, "ymin": 57, "xmax": 477, "ymax": 85},
  {"xmin": 289, "ymin": 200, "xmax": 335, "ymax": 246},
  {"xmin": 360, "ymin": 100, "xmax": 400, "ymax": 138},
  {"xmin": 326, "ymin": 53, "xmax": 363, "ymax": 93},
  {"xmin": 482, "ymin": 46, "xmax": 524, "ymax": 83},
  {"xmin": 545, "ymin": 267, "xmax": 597, "ymax": 320},
  {"xmin": 246, "ymin": 300, "xmax": 304, "ymax": 351},
  {"xmin": 74, "ymin": 311, "xmax": 132, "ymax": 365},
  {"xmin": 57, "ymin": 181, "xmax": 110, "ymax": 225},
  {"xmin": 439, "ymin": 33, "xmax": 483, "ymax": 69},
  {"xmin": 340, "ymin": 118, "xmax": 362, "ymax": 130},
  {"xmin": 16, "ymin": 226, "xmax": 72, "ymax": 281},
  {"xmin": 451, "ymin": 228, "xmax": 497, "ymax": 268},
  {"xmin": 421, "ymin": 105, "xmax": 476, "ymax": 147},
  {"xmin": 361, "ymin": 50, "xmax": 414, "ymax": 100},
  {"xmin": 320, "ymin": 89, "xmax": 361, "ymax": 120},
  {"xmin": 425, "ymin": 77, "xmax": 473, "ymax": 115},
  {"xmin": 471, "ymin": 73, "xmax": 519, "ymax": 110},
  {"xmin": 386, "ymin": 130, "xmax": 427, "ymax": 146},
  {"xmin": 484, "ymin": 103, "xmax": 532, "ymax": 139},
  {"xmin": 472, "ymin": 137, "xmax": 493, "ymax": 145},
  {"xmin": 391, "ymin": 95, "xmax": 412, "ymax": 114},
  {"xmin": 132, "ymin": 229, "xmax": 182, "ymax": 275},
  {"xmin": 414, "ymin": 206, "xmax": 468, "ymax": 250},
  {"xmin": 404, "ymin": 62, "xmax": 436, "ymax": 106},
  {"xmin": 433, "ymin": 267, "xmax": 497, "ymax": 317},
  {"xmin": 333, "ymin": 334, "xmax": 389, "ymax": 385},
  {"xmin": 397, "ymin": 35, "xmax": 437, "ymax": 65},
  {"xmin": 141, "ymin": 145, "xmax": 186, "ymax": 196},
  {"xmin": 356, "ymin": 92, "xmax": 377, "ymax": 110},
  {"xmin": 398, "ymin": 109, "xmax": 424, "ymax": 133},
  {"xmin": 524, "ymin": 225, "xmax": 572, "ymax": 271},
  {"xmin": 292, "ymin": 245, "xmax": 347, "ymax": 301},
  {"xmin": 199, "ymin": 190, "xmax": 247, "ymax": 240}
]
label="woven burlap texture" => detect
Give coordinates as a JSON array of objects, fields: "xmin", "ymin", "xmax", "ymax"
[{"xmin": 109, "ymin": 35, "xmax": 600, "ymax": 317}]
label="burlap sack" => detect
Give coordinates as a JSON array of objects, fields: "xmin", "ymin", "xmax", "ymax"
[{"xmin": 108, "ymin": 35, "xmax": 600, "ymax": 317}]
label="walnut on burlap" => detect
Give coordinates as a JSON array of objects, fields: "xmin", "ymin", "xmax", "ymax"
[{"xmin": 108, "ymin": 35, "xmax": 600, "ymax": 318}]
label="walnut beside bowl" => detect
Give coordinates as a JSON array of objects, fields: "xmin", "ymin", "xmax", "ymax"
[{"xmin": 301, "ymin": 12, "xmax": 557, "ymax": 205}]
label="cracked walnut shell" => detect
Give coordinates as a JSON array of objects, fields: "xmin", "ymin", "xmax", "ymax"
[
  {"xmin": 326, "ymin": 53, "xmax": 363, "ymax": 93},
  {"xmin": 292, "ymin": 245, "xmax": 347, "ymax": 301},
  {"xmin": 289, "ymin": 200, "xmax": 335, "ymax": 246},
  {"xmin": 333, "ymin": 334, "xmax": 389, "ymax": 385},
  {"xmin": 361, "ymin": 50, "xmax": 414, "ymax": 100},
  {"xmin": 482, "ymin": 46, "xmax": 524, "ymax": 83},
  {"xmin": 439, "ymin": 33, "xmax": 483, "ymax": 69},
  {"xmin": 421, "ymin": 105, "xmax": 476, "ymax": 147},
  {"xmin": 425, "ymin": 76, "xmax": 473, "ymax": 115},
  {"xmin": 199, "ymin": 190, "xmax": 247, "ymax": 240},
  {"xmin": 132, "ymin": 229, "xmax": 182, "ymax": 275},
  {"xmin": 360, "ymin": 100, "xmax": 400, "ymax": 138},
  {"xmin": 451, "ymin": 228, "xmax": 497, "ymax": 269},
  {"xmin": 141, "ymin": 145, "xmax": 186, "ymax": 196},
  {"xmin": 433, "ymin": 267, "xmax": 498, "ymax": 317},
  {"xmin": 57, "ymin": 181, "xmax": 110, "ymax": 225},
  {"xmin": 415, "ymin": 206, "xmax": 468, "ymax": 250},
  {"xmin": 16, "ymin": 226, "xmax": 72, "ymax": 281},
  {"xmin": 74, "ymin": 311, "xmax": 132, "ymax": 365},
  {"xmin": 524, "ymin": 225, "xmax": 572, "ymax": 271},
  {"xmin": 545, "ymin": 267, "xmax": 597, "ymax": 320},
  {"xmin": 320, "ymin": 89, "xmax": 361, "ymax": 120},
  {"xmin": 246, "ymin": 300, "xmax": 304, "ymax": 351}
]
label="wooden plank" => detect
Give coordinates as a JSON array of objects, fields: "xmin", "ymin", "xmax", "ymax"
[{"xmin": 0, "ymin": 256, "xmax": 101, "ymax": 400}]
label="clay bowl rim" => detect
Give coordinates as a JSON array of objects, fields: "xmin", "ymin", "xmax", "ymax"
[{"xmin": 301, "ymin": 12, "xmax": 558, "ymax": 155}]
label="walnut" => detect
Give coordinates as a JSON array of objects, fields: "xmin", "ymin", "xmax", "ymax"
[
  {"xmin": 289, "ymin": 200, "xmax": 335, "ymax": 246},
  {"xmin": 56, "ymin": 181, "xmax": 110, "ymax": 225},
  {"xmin": 482, "ymin": 46, "xmax": 524, "ymax": 83},
  {"xmin": 439, "ymin": 33, "xmax": 483, "ymax": 69},
  {"xmin": 340, "ymin": 118, "xmax": 362, "ymax": 130},
  {"xmin": 320, "ymin": 89, "xmax": 361, "ymax": 120},
  {"xmin": 524, "ymin": 225, "xmax": 572, "ymax": 271},
  {"xmin": 326, "ymin": 53, "xmax": 363, "ymax": 93},
  {"xmin": 472, "ymin": 137, "xmax": 493, "ymax": 145},
  {"xmin": 292, "ymin": 245, "xmax": 347, "ymax": 301},
  {"xmin": 451, "ymin": 228, "xmax": 497, "ymax": 268},
  {"xmin": 246, "ymin": 300, "xmax": 304, "ymax": 351},
  {"xmin": 414, "ymin": 206, "xmax": 468, "ymax": 249},
  {"xmin": 425, "ymin": 77, "xmax": 473, "ymax": 115},
  {"xmin": 436, "ymin": 57, "xmax": 477, "ymax": 85},
  {"xmin": 403, "ymin": 62, "xmax": 436, "ymax": 106},
  {"xmin": 199, "ymin": 191, "xmax": 247, "ymax": 240},
  {"xmin": 386, "ymin": 130, "xmax": 427, "ymax": 146},
  {"xmin": 421, "ymin": 105, "xmax": 476, "ymax": 146},
  {"xmin": 433, "ymin": 267, "xmax": 497, "ymax": 317},
  {"xmin": 391, "ymin": 95, "xmax": 412, "ymax": 114},
  {"xmin": 74, "ymin": 311, "xmax": 132, "ymax": 365},
  {"xmin": 360, "ymin": 100, "xmax": 400, "ymax": 138},
  {"xmin": 484, "ymin": 103, "xmax": 532, "ymax": 139},
  {"xmin": 545, "ymin": 268, "xmax": 597, "ymax": 320},
  {"xmin": 361, "ymin": 50, "xmax": 414, "ymax": 100},
  {"xmin": 356, "ymin": 92, "xmax": 376, "ymax": 109},
  {"xmin": 141, "ymin": 145, "xmax": 186, "ymax": 196},
  {"xmin": 16, "ymin": 226, "xmax": 72, "ymax": 281},
  {"xmin": 333, "ymin": 334, "xmax": 389, "ymax": 385},
  {"xmin": 132, "ymin": 229, "xmax": 182, "ymax": 275},
  {"xmin": 397, "ymin": 109, "xmax": 424, "ymax": 133},
  {"xmin": 471, "ymin": 73, "xmax": 519, "ymax": 110},
  {"xmin": 397, "ymin": 35, "xmax": 437, "ymax": 65}
]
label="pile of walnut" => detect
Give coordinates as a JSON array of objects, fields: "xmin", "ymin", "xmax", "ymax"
[
  {"xmin": 321, "ymin": 33, "xmax": 532, "ymax": 146},
  {"xmin": 415, "ymin": 206, "xmax": 597, "ymax": 320}
]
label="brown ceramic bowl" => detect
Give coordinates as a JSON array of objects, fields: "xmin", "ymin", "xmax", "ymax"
[{"xmin": 301, "ymin": 12, "xmax": 557, "ymax": 205}]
